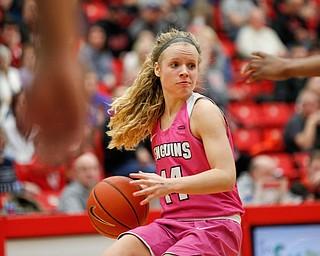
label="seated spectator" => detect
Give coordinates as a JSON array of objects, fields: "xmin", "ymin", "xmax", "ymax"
[
  {"xmin": 160, "ymin": 0, "xmax": 191, "ymax": 31},
  {"xmin": 58, "ymin": 151, "xmax": 102, "ymax": 214},
  {"xmin": 284, "ymin": 88, "xmax": 320, "ymax": 153},
  {"xmin": 1, "ymin": 90, "xmax": 36, "ymax": 165},
  {"xmin": 78, "ymin": 23, "xmax": 117, "ymax": 96},
  {"xmin": 0, "ymin": 44, "xmax": 21, "ymax": 123},
  {"xmin": 220, "ymin": 0, "xmax": 255, "ymax": 41},
  {"xmin": 235, "ymin": 6, "xmax": 287, "ymax": 59},
  {"xmin": 1, "ymin": 90, "xmax": 68, "ymax": 211},
  {"xmin": 128, "ymin": 0, "xmax": 165, "ymax": 43},
  {"xmin": 1, "ymin": 127, "xmax": 41, "ymax": 215},
  {"xmin": 272, "ymin": 0, "xmax": 315, "ymax": 49},
  {"xmin": 96, "ymin": 3, "xmax": 133, "ymax": 58},
  {"xmin": 290, "ymin": 150, "xmax": 320, "ymax": 201},
  {"xmin": 237, "ymin": 154, "xmax": 294, "ymax": 205},
  {"xmin": 0, "ymin": 14, "xmax": 23, "ymax": 67},
  {"xmin": 0, "ymin": 127, "xmax": 22, "ymax": 195},
  {"xmin": 0, "ymin": 88, "xmax": 67, "ymax": 212}
]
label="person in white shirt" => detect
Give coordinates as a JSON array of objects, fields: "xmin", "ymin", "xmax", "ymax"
[
  {"xmin": 0, "ymin": 44, "xmax": 22, "ymax": 123},
  {"xmin": 58, "ymin": 151, "xmax": 102, "ymax": 213},
  {"xmin": 236, "ymin": 7, "xmax": 287, "ymax": 59},
  {"xmin": 1, "ymin": 90, "xmax": 37, "ymax": 164}
]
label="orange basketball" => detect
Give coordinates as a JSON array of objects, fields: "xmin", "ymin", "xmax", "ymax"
[{"xmin": 87, "ymin": 176, "xmax": 149, "ymax": 239}]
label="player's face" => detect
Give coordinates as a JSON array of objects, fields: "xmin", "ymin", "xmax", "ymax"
[{"xmin": 154, "ymin": 43, "xmax": 199, "ymax": 100}]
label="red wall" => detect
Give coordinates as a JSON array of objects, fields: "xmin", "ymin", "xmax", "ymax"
[{"xmin": 1, "ymin": 204, "xmax": 320, "ymax": 256}]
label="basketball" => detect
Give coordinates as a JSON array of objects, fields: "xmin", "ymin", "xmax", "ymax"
[{"xmin": 87, "ymin": 176, "xmax": 149, "ymax": 238}]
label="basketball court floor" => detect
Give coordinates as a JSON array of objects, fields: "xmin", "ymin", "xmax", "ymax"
[{"xmin": 7, "ymin": 234, "xmax": 115, "ymax": 256}]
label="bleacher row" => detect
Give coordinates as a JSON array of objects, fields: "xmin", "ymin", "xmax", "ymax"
[
  {"xmin": 227, "ymin": 94, "xmax": 310, "ymax": 182},
  {"xmin": 226, "ymin": 66, "xmax": 310, "ymax": 185},
  {"xmin": 226, "ymin": 61, "xmax": 309, "ymax": 184}
]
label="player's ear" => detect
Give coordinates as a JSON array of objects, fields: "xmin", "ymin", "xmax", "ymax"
[{"xmin": 154, "ymin": 62, "xmax": 160, "ymax": 77}]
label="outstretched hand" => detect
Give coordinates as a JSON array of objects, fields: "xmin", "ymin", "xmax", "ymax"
[
  {"xmin": 129, "ymin": 171, "xmax": 173, "ymax": 206},
  {"xmin": 241, "ymin": 52, "xmax": 290, "ymax": 83}
]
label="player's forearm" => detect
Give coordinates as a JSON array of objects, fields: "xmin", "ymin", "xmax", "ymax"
[
  {"xmin": 36, "ymin": 0, "xmax": 77, "ymax": 55},
  {"xmin": 285, "ymin": 55, "xmax": 320, "ymax": 78},
  {"xmin": 171, "ymin": 168, "xmax": 236, "ymax": 195}
]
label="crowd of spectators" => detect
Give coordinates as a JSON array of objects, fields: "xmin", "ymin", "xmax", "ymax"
[{"xmin": 1, "ymin": 0, "xmax": 320, "ymax": 214}]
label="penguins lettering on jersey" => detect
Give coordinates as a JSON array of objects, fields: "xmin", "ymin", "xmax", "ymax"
[{"xmin": 153, "ymin": 142, "xmax": 191, "ymax": 161}]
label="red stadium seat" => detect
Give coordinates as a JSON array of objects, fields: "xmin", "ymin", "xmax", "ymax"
[
  {"xmin": 260, "ymin": 102, "xmax": 294, "ymax": 127},
  {"xmin": 228, "ymin": 102, "xmax": 262, "ymax": 128},
  {"xmin": 228, "ymin": 101, "xmax": 294, "ymax": 129},
  {"xmin": 232, "ymin": 128, "xmax": 263, "ymax": 153},
  {"xmin": 81, "ymin": 1, "xmax": 108, "ymax": 24},
  {"xmin": 262, "ymin": 127, "xmax": 285, "ymax": 152},
  {"xmin": 249, "ymin": 127, "xmax": 285, "ymax": 155}
]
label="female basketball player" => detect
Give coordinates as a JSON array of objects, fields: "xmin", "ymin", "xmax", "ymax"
[{"xmin": 102, "ymin": 28, "xmax": 244, "ymax": 256}]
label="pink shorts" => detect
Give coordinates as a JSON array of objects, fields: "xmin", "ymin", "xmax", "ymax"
[{"xmin": 119, "ymin": 217, "xmax": 242, "ymax": 256}]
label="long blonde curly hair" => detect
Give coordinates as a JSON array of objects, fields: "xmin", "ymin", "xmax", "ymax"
[{"xmin": 107, "ymin": 28, "xmax": 202, "ymax": 150}]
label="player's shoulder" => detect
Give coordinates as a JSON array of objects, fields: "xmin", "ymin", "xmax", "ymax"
[
  {"xmin": 190, "ymin": 96, "xmax": 226, "ymax": 132},
  {"xmin": 193, "ymin": 96, "xmax": 223, "ymax": 117}
]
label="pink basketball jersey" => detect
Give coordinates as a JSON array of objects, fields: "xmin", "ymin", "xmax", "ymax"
[{"xmin": 151, "ymin": 93, "xmax": 244, "ymax": 219}]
